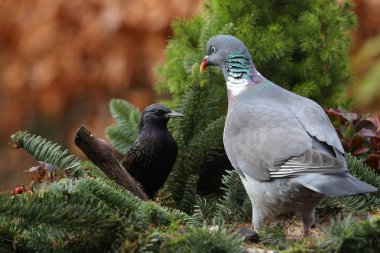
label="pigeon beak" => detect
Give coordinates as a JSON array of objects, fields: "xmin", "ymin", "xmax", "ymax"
[
  {"xmin": 200, "ymin": 56, "xmax": 208, "ymax": 73},
  {"xmin": 165, "ymin": 110, "xmax": 184, "ymax": 118}
]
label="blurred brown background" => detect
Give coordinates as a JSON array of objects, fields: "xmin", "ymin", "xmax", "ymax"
[
  {"xmin": 0, "ymin": 0, "xmax": 379, "ymax": 191},
  {"xmin": 0, "ymin": 0, "xmax": 201, "ymax": 190}
]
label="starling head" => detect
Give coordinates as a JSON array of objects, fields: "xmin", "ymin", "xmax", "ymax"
[{"xmin": 140, "ymin": 103, "xmax": 183, "ymax": 130}]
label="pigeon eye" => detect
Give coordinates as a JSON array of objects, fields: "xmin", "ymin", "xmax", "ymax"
[{"xmin": 211, "ymin": 46, "xmax": 216, "ymax": 53}]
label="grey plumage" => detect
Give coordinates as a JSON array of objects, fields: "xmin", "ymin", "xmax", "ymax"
[{"xmin": 200, "ymin": 35, "xmax": 377, "ymax": 236}]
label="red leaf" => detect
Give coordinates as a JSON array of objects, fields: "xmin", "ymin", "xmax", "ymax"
[
  {"xmin": 359, "ymin": 128, "xmax": 378, "ymax": 138},
  {"xmin": 325, "ymin": 108, "xmax": 341, "ymax": 116},
  {"xmin": 367, "ymin": 114, "xmax": 380, "ymax": 132},
  {"xmin": 365, "ymin": 155, "xmax": 380, "ymax": 171},
  {"xmin": 351, "ymin": 134, "xmax": 364, "ymax": 150},
  {"xmin": 342, "ymin": 112, "xmax": 358, "ymax": 122},
  {"xmin": 352, "ymin": 147, "xmax": 370, "ymax": 156},
  {"xmin": 354, "ymin": 119, "xmax": 377, "ymax": 132}
]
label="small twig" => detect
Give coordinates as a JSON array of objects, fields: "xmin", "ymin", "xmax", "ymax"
[{"xmin": 74, "ymin": 125, "xmax": 148, "ymax": 200}]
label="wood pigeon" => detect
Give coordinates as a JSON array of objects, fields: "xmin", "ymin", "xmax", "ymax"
[{"xmin": 200, "ymin": 35, "xmax": 377, "ymax": 236}]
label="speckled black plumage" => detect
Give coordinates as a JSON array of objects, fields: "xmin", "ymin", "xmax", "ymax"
[{"xmin": 122, "ymin": 103, "xmax": 183, "ymax": 199}]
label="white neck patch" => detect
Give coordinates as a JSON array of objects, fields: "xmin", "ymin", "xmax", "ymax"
[{"xmin": 227, "ymin": 76, "xmax": 249, "ymax": 96}]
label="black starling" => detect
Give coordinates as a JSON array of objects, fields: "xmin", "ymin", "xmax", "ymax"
[{"xmin": 122, "ymin": 103, "xmax": 183, "ymax": 199}]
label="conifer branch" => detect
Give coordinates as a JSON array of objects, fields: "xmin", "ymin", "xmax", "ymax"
[
  {"xmin": 1, "ymin": 177, "xmax": 247, "ymax": 252},
  {"xmin": 166, "ymin": 116, "xmax": 227, "ymax": 207},
  {"xmin": 10, "ymin": 131, "xmax": 84, "ymax": 176},
  {"xmin": 106, "ymin": 99, "xmax": 141, "ymax": 154}
]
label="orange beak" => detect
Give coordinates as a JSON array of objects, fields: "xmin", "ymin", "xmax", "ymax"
[{"xmin": 200, "ymin": 56, "xmax": 208, "ymax": 73}]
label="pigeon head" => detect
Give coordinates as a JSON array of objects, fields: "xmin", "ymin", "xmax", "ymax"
[
  {"xmin": 200, "ymin": 35, "xmax": 250, "ymax": 73},
  {"xmin": 140, "ymin": 103, "xmax": 183, "ymax": 130},
  {"xmin": 200, "ymin": 35, "xmax": 262, "ymax": 98}
]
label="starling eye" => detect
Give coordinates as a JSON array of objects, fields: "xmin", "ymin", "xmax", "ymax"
[
  {"xmin": 211, "ymin": 46, "xmax": 216, "ymax": 53},
  {"xmin": 156, "ymin": 110, "xmax": 164, "ymax": 115}
]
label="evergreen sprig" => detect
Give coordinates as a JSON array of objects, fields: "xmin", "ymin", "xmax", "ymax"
[
  {"xmin": 165, "ymin": 114, "xmax": 228, "ymax": 211},
  {"xmin": 189, "ymin": 196, "xmax": 218, "ymax": 226},
  {"xmin": 189, "ymin": 170, "xmax": 251, "ymax": 226},
  {"xmin": 213, "ymin": 170, "xmax": 251, "ymax": 223},
  {"xmin": 106, "ymin": 98, "xmax": 141, "ymax": 154},
  {"xmin": 0, "ymin": 177, "xmax": 248, "ymax": 252},
  {"xmin": 0, "ymin": 179, "xmax": 128, "ymax": 252},
  {"xmin": 163, "ymin": 225, "xmax": 244, "ymax": 253},
  {"xmin": 280, "ymin": 215, "xmax": 380, "ymax": 253},
  {"xmin": 10, "ymin": 131, "xmax": 83, "ymax": 177}
]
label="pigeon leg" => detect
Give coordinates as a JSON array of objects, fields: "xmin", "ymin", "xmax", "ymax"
[
  {"xmin": 300, "ymin": 208, "xmax": 315, "ymax": 237},
  {"xmin": 252, "ymin": 208, "xmax": 265, "ymax": 232}
]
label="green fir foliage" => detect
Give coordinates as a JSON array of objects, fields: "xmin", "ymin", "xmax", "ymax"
[
  {"xmin": 280, "ymin": 215, "xmax": 380, "ymax": 253},
  {"xmin": 1, "ymin": 131, "xmax": 246, "ymax": 252},
  {"xmin": 189, "ymin": 170, "xmax": 251, "ymax": 225},
  {"xmin": 155, "ymin": 0, "xmax": 357, "ymax": 214},
  {"xmin": 158, "ymin": 0, "xmax": 355, "ymax": 106},
  {"xmin": 2, "ymin": 1, "xmax": 379, "ymax": 251},
  {"xmin": 106, "ymin": 98, "xmax": 141, "ymax": 154},
  {"xmin": 165, "ymin": 107, "xmax": 230, "ymax": 210},
  {"xmin": 10, "ymin": 131, "xmax": 84, "ymax": 177},
  {"xmin": 0, "ymin": 177, "xmax": 181, "ymax": 252},
  {"xmin": 163, "ymin": 226, "xmax": 244, "ymax": 253},
  {"xmin": 0, "ymin": 176, "xmax": 246, "ymax": 252},
  {"xmin": 327, "ymin": 215, "xmax": 380, "ymax": 253},
  {"xmin": 213, "ymin": 170, "xmax": 252, "ymax": 223}
]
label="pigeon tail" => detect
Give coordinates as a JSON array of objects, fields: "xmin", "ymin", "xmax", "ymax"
[{"xmin": 294, "ymin": 173, "xmax": 378, "ymax": 197}]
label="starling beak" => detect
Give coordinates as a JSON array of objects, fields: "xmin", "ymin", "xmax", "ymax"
[
  {"xmin": 122, "ymin": 103, "xmax": 183, "ymax": 199},
  {"xmin": 165, "ymin": 110, "xmax": 184, "ymax": 118}
]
